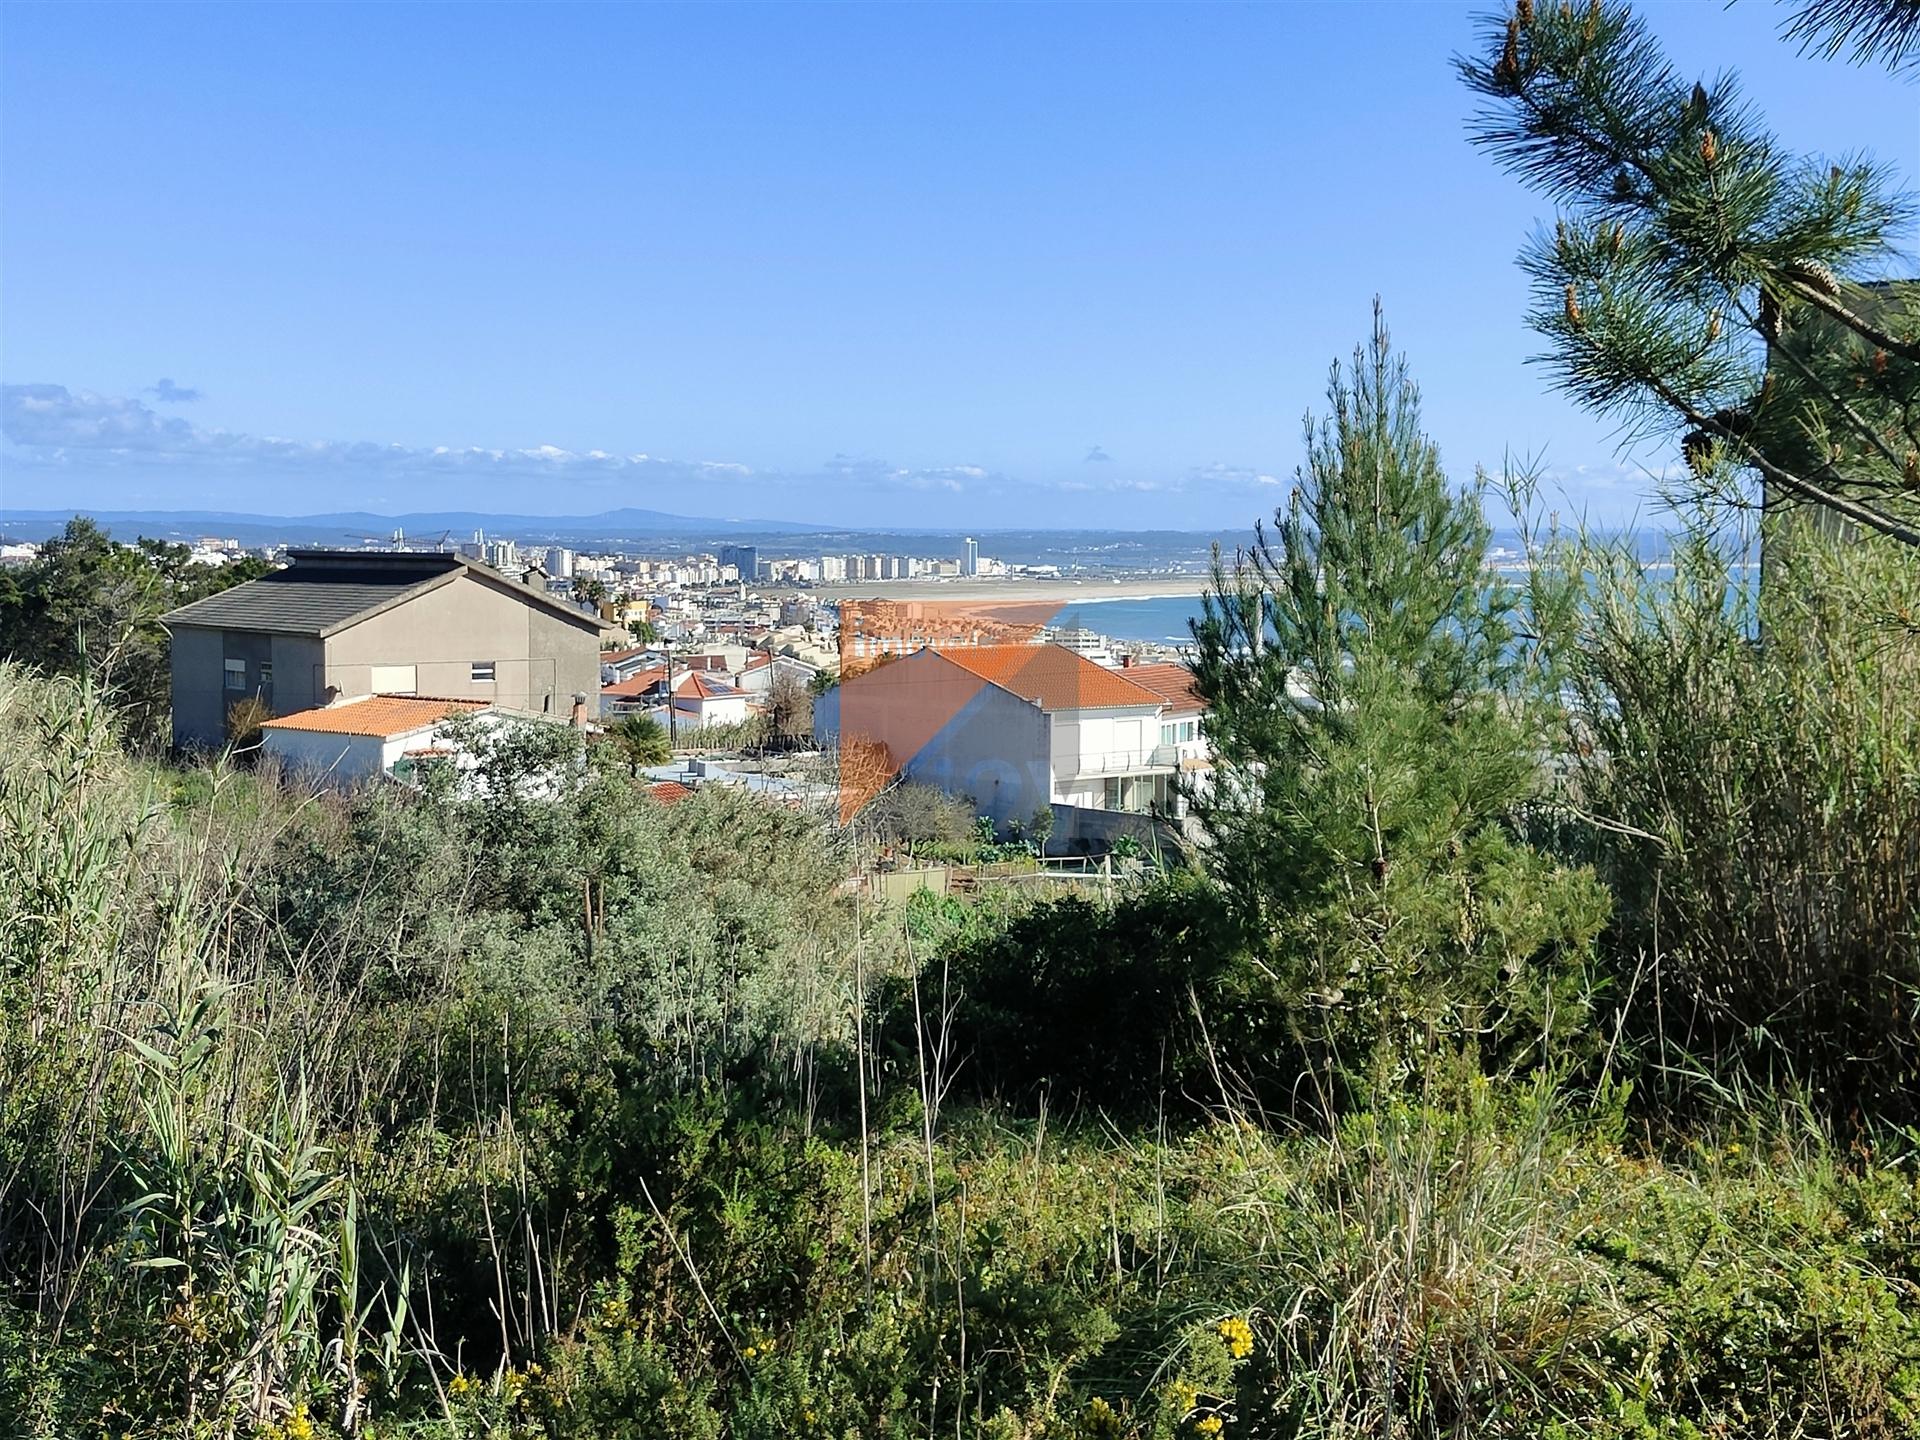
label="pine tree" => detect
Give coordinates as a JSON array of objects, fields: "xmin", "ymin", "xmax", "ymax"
[
  {"xmin": 1461, "ymin": 0, "xmax": 1920, "ymax": 548},
  {"xmin": 1188, "ymin": 304, "xmax": 1607, "ymax": 1099},
  {"xmin": 1785, "ymin": 0, "xmax": 1920, "ymax": 74}
]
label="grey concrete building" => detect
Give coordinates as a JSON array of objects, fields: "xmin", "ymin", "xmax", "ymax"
[{"xmin": 160, "ymin": 549, "xmax": 602, "ymax": 751}]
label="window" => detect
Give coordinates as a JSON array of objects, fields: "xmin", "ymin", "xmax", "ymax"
[
  {"xmin": 224, "ymin": 659, "xmax": 247, "ymax": 692},
  {"xmin": 1180, "ymin": 720, "xmax": 1196, "ymax": 742},
  {"xmin": 1160, "ymin": 723, "xmax": 1177, "ymax": 746},
  {"xmin": 258, "ymin": 661, "xmax": 273, "ymax": 688},
  {"xmin": 471, "ymin": 661, "xmax": 496, "ymax": 683}
]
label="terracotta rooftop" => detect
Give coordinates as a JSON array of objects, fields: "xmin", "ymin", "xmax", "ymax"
[
  {"xmin": 649, "ymin": 780, "xmax": 694, "ymax": 805},
  {"xmin": 932, "ymin": 644, "xmax": 1165, "ymax": 712},
  {"xmin": 261, "ymin": 694, "xmax": 490, "ymax": 739},
  {"xmin": 602, "ymin": 667, "xmax": 668, "ymax": 697},
  {"xmin": 673, "ymin": 671, "xmax": 741, "ymax": 699},
  {"xmin": 1124, "ymin": 663, "xmax": 1206, "ymax": 714}
]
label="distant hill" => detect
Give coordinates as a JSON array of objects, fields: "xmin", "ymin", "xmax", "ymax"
[{"xmin": 0, "ymin": 505, "xmax": 828, "ymax": 547}]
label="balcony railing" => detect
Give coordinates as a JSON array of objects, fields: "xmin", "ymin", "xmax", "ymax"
[{"xmin": 1060, "ymin": 745, "xmax": 1182, "ymax": 777}]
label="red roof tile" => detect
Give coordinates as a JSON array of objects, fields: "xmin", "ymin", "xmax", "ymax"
[
  {"xmin": 1124, "ymin": 663, "xmax": 1206, "ymax": 714},
  {"xmin": 673, "ymin": 671, "xmax": 740, "ymax": 699},
  {"xmin": 262, "ymin": 695, "xmax": 489, "ymax": 738},
  {"xmin": 649, "ymin": 780, "xmax": 694, "ymax": 805},
  {"xmin": 602, "ymin": 667, "xmax": 668, "ymax": 697},
  {"xmin": 933, "ymin": 644, "xmax": 1166, "ymax": 712}
]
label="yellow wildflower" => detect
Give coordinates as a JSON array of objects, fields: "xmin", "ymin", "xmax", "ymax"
[
  {"xmin": 1216, "ymin": 1315, "xmax": 1254, "ymax": 1360},
  {"xmin": 1196, "ymin": 1418, "xmax": 1225, "ymax": 1437}
]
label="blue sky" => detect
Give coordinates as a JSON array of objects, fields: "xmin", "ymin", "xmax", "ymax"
[{"xmin": 3, "ymin": 1, "xmax": 1915, "ymax": 531}]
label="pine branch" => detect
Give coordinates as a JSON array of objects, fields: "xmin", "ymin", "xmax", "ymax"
[
  {"xmin": 1654, "ymin": 375, "xmax": 1920, "ymax": 545},
  {"xmin": 1776, "ymin": 272, "xmax": 1920, "ymax": 363},
  {"xmin": 1783, "ymin": 0, "xmax": 1920, "ymax": 74}
]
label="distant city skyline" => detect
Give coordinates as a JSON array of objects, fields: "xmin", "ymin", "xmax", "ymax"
[{"xmin": 3, "ymin": 2, "xmax": 1915, "ymax": 530}]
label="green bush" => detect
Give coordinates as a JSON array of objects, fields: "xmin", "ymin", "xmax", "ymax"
[
  {"xmin": 4, "ymin": 657, "xmax": 1919, "ymax": 1439},
  {"xmin": 1551, "ymin": 520, "xmax": 1920, "ymax": 1119}
]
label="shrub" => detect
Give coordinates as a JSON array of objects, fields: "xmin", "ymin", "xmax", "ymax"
[{"xmin": 1555, "ymin": 520, "xmax": 1920, "ymax": 1118}]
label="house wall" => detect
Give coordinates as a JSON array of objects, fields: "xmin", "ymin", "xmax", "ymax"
[
  {"xmin": 734, "ymin": 658, "xmax": 816, "ymax": 695},
  {"xmin": 170, "ymin": 627, "xmax": 336, "ymax": 751},
  {"xmin": 169, "ymin": 626, "xmax": 229, "ymax": 751},
  {"xmin": 321, "ymin": 572, "xmax": 597, "ymax": 715},
  {"xmin": 270, "ymin": 634, "xmax": 326, "ymax": 716},
  {"xmin": 905, "ymin": 687, "xmax": 1051, "ymax": 830},
  {"xmin": 261, "ymin": 728, "xmax": 385, "ymax": 785},
  {"xmin": 816, "ymin": 650, "xmax": 1051, "ymax": 830},
  {"xmin": 1047, "ymin": 705, "xmax": 1164, "ymax": 795},
  {"xmin": 690, "ymin": 693, "xmax": 752, "ymax": 727}
]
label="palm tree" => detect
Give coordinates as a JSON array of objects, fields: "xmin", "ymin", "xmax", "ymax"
[{"xmin": 608, "ymin": 713, "xmax": 671, "ymax": 771}]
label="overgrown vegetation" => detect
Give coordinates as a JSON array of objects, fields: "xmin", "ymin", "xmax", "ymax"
[
  {"xmin": 8, "ymin": 363, "xmax": 1920, "ymax": 1440},
  {"xmin": 0, "ymin": 518, "xmax": 271, "ymax": 748},
  {"xmin": 6, "ymin": 8, "xmax": 1920, "ymax": 1430}
]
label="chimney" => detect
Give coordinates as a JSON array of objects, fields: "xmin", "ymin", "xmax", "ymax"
[
  {"xmin": 569, "ymin": 692, "xmax": 589, "ymax": 728},
  {"xmin": 1119, "ymin": 655, "xmax": 1133, "ymax": 668}
]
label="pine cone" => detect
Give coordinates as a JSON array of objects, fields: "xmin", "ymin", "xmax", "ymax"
[
  {"xmin": 1784, "ymin": 261, "xmax": 1840, "ymax": 299},
  {"xmin": 1683, "ymin": 429, "xmax": 1715, "ymax": 478}
]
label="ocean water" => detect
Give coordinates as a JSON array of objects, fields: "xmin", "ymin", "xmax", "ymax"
[{"xmin": 1046, "ymin": 594, "xmax": 1207, "ymax": 647}]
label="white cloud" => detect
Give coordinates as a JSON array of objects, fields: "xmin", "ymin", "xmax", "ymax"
[
  {"xmin": 1, "ymin": 383, "xmax": 756, "ymax": 491},
  {"xmin": 3, "ymin": 382, "xmax": 1319, "ymax": 521}
]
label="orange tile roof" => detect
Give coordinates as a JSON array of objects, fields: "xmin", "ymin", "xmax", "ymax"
[
  {"xmin": 673, "ymin": 671, "xmax": 740, "ymax": 699},
  {"xmin": 649, "ymin": 780, "xmax": 694, "ymax": 805},
  {"xmin": 1124, "ymin": 663, "xmax": 1206, "ymax": 714},
  {"xmin": 602, "ymin": 667, "xmax": 668, "ymax": 697},
  {"xmin": 262, "ymin": 695, "xmax": 489, "ymax": 738},
  {"xmin": 933, "ymin": 644, "xmax": 1165, "ymax": 712}
]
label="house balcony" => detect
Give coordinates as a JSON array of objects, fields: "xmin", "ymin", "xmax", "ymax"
[{"xmin": 1060, "ymin": 744, "xmax": 1182, "ymax": 780}]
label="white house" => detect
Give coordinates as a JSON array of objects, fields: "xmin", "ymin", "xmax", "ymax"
[
  {"xmin": 814, "ymin": 643, "xmax": 1192, "ymax": 829},
  {"xmin": 601, "ymin": 664, "xmax": 669, "ymax": 716},
  {"xmin": 666, "ymin": 671, "xmax": 753, "ymax": 728},
  {"xmin": 600, "ymin": 646, "xmax": 664, "ymax": 685},
  {"xmin": 259, "ymin": 694, "xmax": 493, "ymax": 785},
  {"xmin": 1122, "ymin": 662, "xmax": 1211, "ymax": 815},
  {"xmin": 732, "ymin": 653, "xmax": 821, "ymax": 695}
]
